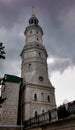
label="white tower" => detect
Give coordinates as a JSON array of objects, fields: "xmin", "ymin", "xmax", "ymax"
[{"xmin": 21, "ymin": 7, "xmax": 56, "ymax": 121}]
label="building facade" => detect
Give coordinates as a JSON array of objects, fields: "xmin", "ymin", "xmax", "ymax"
[{"xmin": 21, "ymin": 7, "xmax": 56, "ymax": 121}]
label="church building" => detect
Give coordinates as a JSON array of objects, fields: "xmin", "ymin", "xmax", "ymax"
[
  {"xmin": 0, "ymin": 6, "xmax": 56, "ymax": 125},
  {"xmin": 20, "ymin": 6, "xmax": 56, "ymax": 121},
  {"xmin": 0, "ymin": 7, "xmax": 75, "ymax": 130}
]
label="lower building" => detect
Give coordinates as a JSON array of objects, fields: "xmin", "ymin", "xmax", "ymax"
[{"xmin": 0, "ymin": 74, "xmax": 21, "ymax": 125}]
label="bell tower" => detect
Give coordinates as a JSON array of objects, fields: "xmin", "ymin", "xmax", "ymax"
[{"xmin": 21, "ymin": 7, "xmax": 56, "ymax": 121}]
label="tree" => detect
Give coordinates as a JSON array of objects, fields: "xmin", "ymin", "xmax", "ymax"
[{"xmin": 0, "ymin": 42, "xmax": 5, "ymax": 59}]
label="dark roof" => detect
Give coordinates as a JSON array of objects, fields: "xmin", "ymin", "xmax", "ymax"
[
  {"xmin": 24, "ymin": 24, "xmax": 43, "ymax": 36},
  {"xmin": 4, "ymin": 74, "xmax": 22, "ymax": 83}
]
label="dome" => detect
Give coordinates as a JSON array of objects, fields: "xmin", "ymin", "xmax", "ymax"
[
  {"xmin": 24, "ymin": 6, "xmax": 43, "ymax": 35},
  {"xmin": 29, "ymin": 16, "xmax": 39, "ymax": 25}
]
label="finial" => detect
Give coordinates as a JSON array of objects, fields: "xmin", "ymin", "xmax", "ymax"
[{"xmin": 32, "ymin": 5, "xmax": 35, "ymax": 16}]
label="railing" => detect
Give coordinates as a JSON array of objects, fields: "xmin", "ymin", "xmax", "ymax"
[
  {"xmin": 23, "ymin": 108, "xmax": 58, "ymax": 128},
  {"xmin": 57, "ymin": 100, "xmax": 75, "ymax": 119},
  {"xmin": 23, "ymin": 100, "xmax": 75, "ymax": 128}
]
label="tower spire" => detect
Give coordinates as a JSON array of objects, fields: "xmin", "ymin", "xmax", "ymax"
[{"xmin": 32, "ymin": 5, "xmax": 35, "ymax": 16}]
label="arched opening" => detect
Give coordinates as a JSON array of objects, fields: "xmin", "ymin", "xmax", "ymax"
[
  {"xmin": 36, "ymin": 31, "xmax": 38, "ymax": 34},
  {"xmin": 37, "ymin": 38, "xmax": 39, "ymax": 41},
  {"xmin": 30, "ymin": 31, "xmax": 32, "ymax": 34},
  {"xmin": 34, "ymin": 93, "xmax": 37, "ymax": 101},
  {"xmin": 42, "ymin": 109, "xmax": 45, "ymax": 114},
  {"xmin": 39, "ymin": 52, "xmax": 41, "ymax": 57},
  {"xmin": 35, "ymin": 111, "xmax": 38, "ymax": 118},
  {"xmin": 47, "ymin": 95, "xmax": 50, "ymax": 102},
  {"xmin": 28, "ymin": 64, "xmax": 31, "ymax": 69},
  {"xmin": 41, "ymin": 92, "xmax": 44, "ymax": 101}
]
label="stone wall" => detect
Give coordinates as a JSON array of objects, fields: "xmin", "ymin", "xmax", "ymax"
[
  {"xmin": 0, "ymin": 126, "xmax": 22, "ymax": 130},
  {"xmin": 1, "ymin": 82, "xmax": 20, "ymax": 125}
]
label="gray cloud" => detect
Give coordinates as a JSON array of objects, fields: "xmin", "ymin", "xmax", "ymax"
[
  {"xmin": 0, "ymin": 0, "xmax": 75, "ymax": 76},
  {"xmin": 48, "ymin": 57, "xmax": 74, "ymax": 75}
]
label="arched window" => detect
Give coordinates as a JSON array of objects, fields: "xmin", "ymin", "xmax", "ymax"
[
  {"xmin": 30, "ymin": 31, "xmax": 32, "ymax": 34},
  {"xmin": 39, "ymin": 52, "xmax": 41, "ymax": 57},
  {"xmin": 47, "ymin": 95, "xmax": 50, "ymax": 102},
  {"xmin": 34, "ymin": 93, "xmax": 37, "ymax": 101},
  {"xmin": 41, "ymin": 92, "xmax": 44, "ymax": 101},
  {"xmin": 37, "ymin": 38, "xmax": 39, "ymax": 41},
  {"xmin": 28, "ymin": 64, "xmax": 31, "ymax": 69},
  {"xmin": 42, "ymin": 110, "xmax": 45, "ymax": 114},
  {"xmin": 35, "ymin": 111, "xmax": 38, "ymax": 118},
  {"xmin": 36, "ymin": 31, "xmax": 38, "ymax": 34},
  {"xmin": 31, "ymin": 20, "xmax": 33, "ymax": 24}
]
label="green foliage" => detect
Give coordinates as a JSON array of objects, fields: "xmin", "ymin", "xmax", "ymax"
[{"xmin": 0, "ymin": 42, "xmax": 5, "ymax": 59}]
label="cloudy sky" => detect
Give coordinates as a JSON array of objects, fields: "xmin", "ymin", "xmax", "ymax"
[{"xmin": 0, "ymin": 0, "xmax": 75, "ymax": 106}]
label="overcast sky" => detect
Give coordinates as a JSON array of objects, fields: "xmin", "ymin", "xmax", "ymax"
[{"xmin": 0, "ymin": 0, "xmax": 75, "ymax": 106}]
